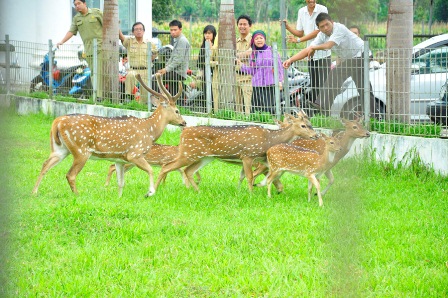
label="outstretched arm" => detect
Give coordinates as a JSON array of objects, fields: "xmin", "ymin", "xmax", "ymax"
[{"xmin": 57, "ymin": 31, "xmax": 74, "ymax": 48}]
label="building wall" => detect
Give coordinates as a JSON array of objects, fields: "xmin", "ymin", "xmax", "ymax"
[{"xmin": 0, "ymin": 0, "xmax": 78, "ymax": 44}]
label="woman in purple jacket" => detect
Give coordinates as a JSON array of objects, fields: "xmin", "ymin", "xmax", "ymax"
[{"xmin": 238, "ymin": 30, "xmax": 284, "ymax": 114}]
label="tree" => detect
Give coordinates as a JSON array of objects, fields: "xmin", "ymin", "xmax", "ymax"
[
  {"xmin": 217, "ymin": 0, "xmax": 237, "ymax": 110},
  {"xmin": 386, "ymin": 0, "xmax": 413, "ymax": 123},
  {"xmin": 103, "ymin": 0, "xmax": 120, "ymax": 102}
]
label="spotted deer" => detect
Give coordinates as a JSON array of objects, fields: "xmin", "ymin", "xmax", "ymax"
[
  {"xmin": 104, "ymin": 143, "xmax": 201, "ymax": 186},
  {"xmin": 155, "ymin": 114, "xmax": 318, "ymax": 193},
  {"xmin": 265, "ymin": 134, "xmax": 342, "ymax": 207},
  {"xmin": 255, "ymin": 117, "xmax": 370, "ymax": 195},
  {"xmin": 32, "ymin": 74, "xmax": 186, "ymax": 197}
]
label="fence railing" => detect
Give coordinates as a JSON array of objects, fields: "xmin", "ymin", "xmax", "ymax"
[{"xmin": 1, "ymin": 34, "xmax": 447, "ymax": 138}]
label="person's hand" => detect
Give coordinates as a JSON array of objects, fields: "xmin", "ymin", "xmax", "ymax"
[
  {"xmin": 157, "ymin": 68, "xmax": 167, "ymax": 75},
  {"xmin": 306, "ymin": 47, "xmax": 316, "ymax": 59},
  {"xmin": 287, "ymin": 35, "xmax": 298, "ymax": 43},
  {"xmin": 56, "ymin": 42, "xmax": 63, "ymax": 49},
  {"xmin": 189, "ymin": 81, "xmax": 197, "ymax": 89},
  {"xmin": 283, "ymin": 58, "xmax": 292, "ymax": 69}
]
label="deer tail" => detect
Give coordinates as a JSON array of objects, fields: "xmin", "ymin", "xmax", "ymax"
[{"xmin": 51, "ymin": 120, "xmax": 62, "ymax": 147}]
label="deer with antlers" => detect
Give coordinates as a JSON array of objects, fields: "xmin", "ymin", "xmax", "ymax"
[
  {"xmin": 266, "ymin": 134, "xmax": 342, "ymax": 207},
  {"xmin": 32, "ymin": 74, "xmax": 186, "ymax": 197},
  {"xmin": 154, "ymin": 113, "xmax": 318, "ymax": 193},
  {"xmin": 256, "ymin": 117, "xmax": 370, "ymax": 195},
  {"xmin": 104, "ymin": 143, "xmax": 201, "ymax": 186}
]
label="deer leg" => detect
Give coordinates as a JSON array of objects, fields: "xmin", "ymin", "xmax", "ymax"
[
  {"xmin": 115, "ymin": 163, "xmax": 125, "ymax": 197},
  {"xmin": 130, "ymin": 157, "xmax": 155, "ymax": 197},
  {"xmin": 66, "ymin": 155, "xmax": 89, "ymax": 195},
  {"xmin": 155, "ymin": 156, "xmax": 192, "ymax": 190},
  {"xmin": 184, "ymin": 157, "xmax": 214, "ymax": 191},
  {"xmin": 104, "ymin": 164, "xmax": 116, "ymax": 186},
  {"xmin": 32, "ymin": 150, "xmax": 70, "ymax": 194},
  {"xmin": 238, "ymin": 167, "xmax": 245, "ymax": 187},
  {"xmin": 252, "ymin": 163, "xmax": 269, "ymax": 182},
  {"xmin": 177, "ymin": 168, "xmax": 188, "ymax": 185},
  {"xmin": 307, "ymin": 180, "xmax": 313, "ymax": 202},
  {"xmin": 105, "ymin": 163, "xmax": 135, "ymax": 186},
  {"xmin": 242, "ymin": 158, "xmax": 255, "ymax": 191},
  {"xmin": 308, "ymin": 175, "xmax": 323, "ymax": 207},
  {"xmin": 320, "ymin": 170, "xmax": 334, "ymax": 196},
  {"xmin": 267, "ymin": 170, "xmax": 281, "ymax": 198}
]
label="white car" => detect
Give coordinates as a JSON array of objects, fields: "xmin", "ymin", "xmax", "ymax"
[{"xmin": 330, "ymin": 34, "xmax": 448, "ymax": 121}]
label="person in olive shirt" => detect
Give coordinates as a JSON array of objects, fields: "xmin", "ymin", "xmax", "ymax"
[
  {"xmin": 57, "ymin": 0, "xmax": 103, "ymax": 99},
  {"xmin": 119, "ymin": 22, "xmax": 157, "ymax": 104},
  {"xmin": 235, "ymin": 15, "xmax": 253, "ymax": 116}
]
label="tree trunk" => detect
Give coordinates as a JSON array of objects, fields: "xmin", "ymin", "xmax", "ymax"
[
  {"xmin": 102, "ymin": 0, "xmax": 120, "ymax": 103},
  {"xmin": 217, "ymin": 0, "xmax": 237, "ymax": 110},
  {"xmin": 386, "ymin": 0, "xmax": 413, "ymax": 123}
]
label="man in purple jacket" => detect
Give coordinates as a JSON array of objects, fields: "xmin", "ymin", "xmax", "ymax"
[{"xmin": 237, "ymin": 30, "xmax": 284, "ymax": 115}]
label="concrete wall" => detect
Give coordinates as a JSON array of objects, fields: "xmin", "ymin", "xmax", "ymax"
[{"xmin": 2, "ymin": 94, "xmax": 447, "ymax": 176}]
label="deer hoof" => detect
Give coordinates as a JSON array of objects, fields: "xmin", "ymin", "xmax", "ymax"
[{"xmin": 145, "ymin": 189, "xmax": 156, "ymax": 197}]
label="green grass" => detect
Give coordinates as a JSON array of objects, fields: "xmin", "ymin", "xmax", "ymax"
[{"xmin": 1, "ymin": 112, "xmax": 448, "ymax": 296}]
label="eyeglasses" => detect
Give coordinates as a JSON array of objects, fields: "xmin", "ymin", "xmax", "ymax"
[{"xmin": 133, "ymin": 28, "xmax": 144, "ymax": 31}]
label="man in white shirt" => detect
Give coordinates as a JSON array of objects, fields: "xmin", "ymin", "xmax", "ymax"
[
  {"xmin": 283, "ymin": 13, "xmax": 366, "ymax": 112},
  {"xmin": 282, "ymin": 0, "xmax": 331, "ymax": 102}
]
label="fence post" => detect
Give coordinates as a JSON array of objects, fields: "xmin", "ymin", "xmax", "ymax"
[
  {"xmin": 363, "ymin": 40, "xmax": 371, "ymax": 124},
  {"xmin": 279, "ymin": 0, "xmax": 290, "ymax": 113},
  {"xmin": 273, "ymin": 43, "xmax": 281, "ymax": 119},
  {"xmin": 205, "ymin": 41, "xmax": 212, "ymax": 114},
  {"xmin": 48, "ymin": 40, "xmax": 54, "ymax": 99},
  {"xmin": 93, "ymin": 39, "xmax": 98, "ymax": 102},
  {"xmin": 5, "ymin": 35, "xmax": 11, "ymax": 94},
  {"xmin": 147, "ymin": 43, "xmax": 153, "ymax": 111}
]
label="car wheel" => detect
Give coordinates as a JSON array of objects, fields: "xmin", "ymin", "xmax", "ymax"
[{"xmin": 340, "ymin": 97, "xmax": 386, "ymax": 121}]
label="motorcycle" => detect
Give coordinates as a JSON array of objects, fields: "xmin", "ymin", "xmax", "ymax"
[
  {"xmin": 30, "ymin": 47, "xmax": 85, "ymax": 95},
  {"xmin": 69, "ymin": 60, "xmax": 92, "ymax": 99},
  {"xmin": 280, "ymin": 66, "xmax": 312, "ymax": 113}
]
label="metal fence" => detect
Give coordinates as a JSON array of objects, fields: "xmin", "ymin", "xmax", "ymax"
[{"xmin": 1, "ymin": 34, "xmax": 447, "ymax": 137}]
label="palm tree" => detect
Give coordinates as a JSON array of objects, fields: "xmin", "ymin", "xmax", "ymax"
[
  {"xmin": 386, "ymin": 0, "xmax": 413, "ymax": 123},
  {"xmin": 217, "ymin": 0, "xmax": 237, "ymax": 110},
  {"xmin": 102, "ymin": 0, "xmax": 120, "ymax": 103}
]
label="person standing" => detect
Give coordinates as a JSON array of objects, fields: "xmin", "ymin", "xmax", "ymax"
[
  {"xmin": 282, "ymin": 0, "xmax": 331, "ymax": 103},
  {"xmin": 57, "ymin": 0, "xmax": 103, "ymax": 99},
  {"xmin": 119, "ymin": 22, "xmax": 157, "ymax": 104},
  {"xmin": 283, "ymin": 13, "xmax": 365, "ymax": 113},
  {"xmin": 235, "ymin": 15, "xmax": 253, "ymax": 116},
  {"xmin": 237, "ymin": 30, "xmax": 284, "ymax": 115},
  {"xmin": 157, "ymin": 19, "xmax": 191, "ymax": 98},
  {"xmin": 192, "ymin": 24, "xmax": 218, "ymax": 109}
]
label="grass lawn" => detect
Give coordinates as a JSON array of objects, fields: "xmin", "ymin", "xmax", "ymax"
[{"xmin": 1, "ymin": 112, "xmax": 447, "ymax": 296}]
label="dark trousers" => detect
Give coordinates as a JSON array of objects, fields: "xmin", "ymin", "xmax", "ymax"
[
  {"xmin": 308, "ymin": 57, "xmax": 331, "ymax": 102},
  {"xmin": 251, "ymin": 85, "xmax": 276, "ymax": 114},
  {"xmin": 318, "ymin": 57, "xmax": 364, "ymax": 110},
  {"xmin": 164, "ymin": 71, "xmax": 185, "ymax": 98}
]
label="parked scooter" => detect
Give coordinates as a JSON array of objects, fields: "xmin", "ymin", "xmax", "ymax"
[
  {"xmin": 280, "ymin": 66, "xmax": 311, "ymax": 113},
  {"xmin": 30, "ymin": 47, "xmax": 84, "ymax": 95},
  {"xmin": 69, "ymin": 49, "xmax": 92, "ymax": 99}
]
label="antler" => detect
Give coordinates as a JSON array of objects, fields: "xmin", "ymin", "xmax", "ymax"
[
  {"xmin": 136, "ymin": 74, "xmax": 164, "ymax": 99},
  {"xmin": 155, "ymin": 74, "xmax": 183, "ymax": 102}
]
